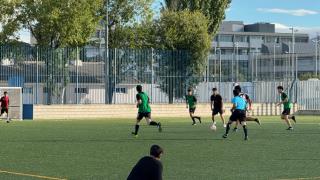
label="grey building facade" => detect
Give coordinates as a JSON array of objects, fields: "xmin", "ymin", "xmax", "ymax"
[{"xmin": 209, "ymin": 21, "xmax": 317, "ymax": 82}]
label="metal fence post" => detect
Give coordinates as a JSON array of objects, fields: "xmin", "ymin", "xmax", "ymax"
[
  {"xmin": 151, "ymin": 48, "xmax": 154, "ymax": 104},
  {"xmin": 76, "ymin": 47, "xmax": 79, "ymax": 104},
  {"xmin": 114, "ymin": 48, "xmax": 117, "ymax": 104},
  {"xmin": 36, "ymin": 46, "xmax": 39, "ymax": 104}
]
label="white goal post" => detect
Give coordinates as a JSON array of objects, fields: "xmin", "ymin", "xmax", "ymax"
[{"xmin": 0, "ymin": 87, "xmax": 23, "ymax": 120}]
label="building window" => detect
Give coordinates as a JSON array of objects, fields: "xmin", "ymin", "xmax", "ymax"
[
  {"xmin": 295, "ymin": 37, "xmax": 308, "ymax": 43},
  {"xmin": 220, "ymin": 35, "xmax": 233, "ymax": 42},
  {"xmin": 115, "ymin": 87, "xmax": 127, "ymax": 94},
  {"xmin": 281, "ymin": 38, "xmax": 292, "ymax": 43},
  {"xmin": 235, "ymin": 35, "xmax": 247, "ymax": 42},
  {"xmin": 75, "ymin": 88, "xmax": 88, "ymax": 94},
  {"xmin": 250, "ymin": 36, "xmax": 263, "ymax": 42},
  {"xmin": 266, "ymin": 36, "xmax": 277, "ymax": 43},
  {"xmin": 213, "ymin": 36, "xmax": 218, "ymax": 42}
]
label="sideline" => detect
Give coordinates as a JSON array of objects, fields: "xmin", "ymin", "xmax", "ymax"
[{"xmin": 0, "ymin": 169, "xmax": 67, "ymax": 180}]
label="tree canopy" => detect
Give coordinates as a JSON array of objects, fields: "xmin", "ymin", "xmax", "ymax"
[
  {"xmin": 156, "ymin": 10, "xmax": 211, "ymax": 102},
  {"xmin": 163, "ymin": 0, "xmax": 231, "ymax": 34},
  {"xmin": 0, "ymin": 0, "xmax": 104, "ymax": 48}
]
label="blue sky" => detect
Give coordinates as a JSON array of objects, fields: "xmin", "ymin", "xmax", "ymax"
[{"xmin": 154, "ymin": 0, "xmax": 320, "ymax": 36}]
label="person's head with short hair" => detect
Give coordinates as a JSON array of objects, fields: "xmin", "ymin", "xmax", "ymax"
[
  {"xmin": 233, "ymin": 89, "xmax": 240, "ymax": 97},
  {"xmin": 3, "ymin": 91, "xmax": 7, "ymax": 96},
  {"xmin": 277, "ymin": 85, "xmax": 284, "ymax": 94},
  {"xmin": 212, "ymin": 88, "xmax": 218, "ymax": 95},
  {"xmin": 234, "ymin": 85, "xmax": 241, "ymax": 92},
  {"xmin": 150, "ymin": 145, "xmax": 163, "ymax": 160},
  {"xmin": 136, "ymin": 85, "xmax": 142, "ymax": 93},
  {"xmin": 187, "ymin": 88, "xmax": 193, "ymax": 95}
]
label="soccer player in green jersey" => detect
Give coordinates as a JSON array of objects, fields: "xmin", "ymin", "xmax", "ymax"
[
  {"xmin": 132, "ymin": 85, "xmax": 162, "ymax": 137},
  {"xmin": 276, "ymin": 86, "xmax": 296, "ymax": 130},
  {"xmin": 186, "ymin": 88, "xmax": 201, "ymax": 125}
]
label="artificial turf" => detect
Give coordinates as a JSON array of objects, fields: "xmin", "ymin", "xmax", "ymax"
[{"xmin": 0, "ymin": 116, "xmax": 319, "ymax": 180}]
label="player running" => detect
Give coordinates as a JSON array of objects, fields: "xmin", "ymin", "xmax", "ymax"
[
  {"xmin": 233, "ymin": 85, "xmax": 260, "ymax": 132},
  {"xmin": 210, "ymin": 88, "xmax": 226, "ymax": 127},
  {"xmin": 132, "ymin": 85, "xmax": 162, "ymax": 137},
  {"xmin": 186, "ymin": 88, "xmax": 201, "ymax": 125},
  {"xmin": 0, "ymin": 91, "xmax": 10, "ymax": 123},
  {"xmin": 276, "ymin": 85, "xmax": 296, "ymax": 130},
  {"xmin": 223, "ymin": 89, "xmax": 249, "ymax": 140}
]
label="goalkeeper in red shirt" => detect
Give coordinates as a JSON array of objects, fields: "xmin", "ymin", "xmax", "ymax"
[{"xmin": 0, "ymin": 91, "xmax": 10, "ymax": 123}]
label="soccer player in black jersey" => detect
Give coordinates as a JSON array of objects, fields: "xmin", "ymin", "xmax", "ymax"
[{"xmin": 210, "ymin": 88, "xmax": 226, "ymax": 127}]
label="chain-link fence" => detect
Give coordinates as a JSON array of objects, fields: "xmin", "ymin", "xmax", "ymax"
[{"xmin": 0, "ymin": 45, "xmax": 319, "ymax": 109}]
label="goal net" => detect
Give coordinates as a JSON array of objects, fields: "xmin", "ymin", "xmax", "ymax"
[{"xmin": 0, "ymin": 87, "xmax": 23, "ymax": 120}]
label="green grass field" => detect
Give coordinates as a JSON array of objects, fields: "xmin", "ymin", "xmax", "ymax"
[{"xmin": 0, "ymin": 116, "xmax": 319, "ymax": 180}]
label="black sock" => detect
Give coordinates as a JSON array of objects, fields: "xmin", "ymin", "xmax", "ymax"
[
  {"xmin": 225, "ymin": 123, "xmax": 231, "ymax": 134},
  {"xmin": 149, "ymin": 121, "xmax": 158, "ymax": 126},
  {"xmin": 191, "ymin": 117, "xmax": 196, "ymax": 123},
  {"xmin": 195, "ymin": 116, "xmax": 201, "ymax": 120},
  {"xmin": 243, "ymin": 125, "xmax": 248, "ymax": 137},
  {"xmin": 134, "ymin": 125, "xmax": 140, "ymax": 135}
]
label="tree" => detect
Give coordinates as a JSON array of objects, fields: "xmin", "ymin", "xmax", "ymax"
[
  {"xmin": 0, "ymin": 0, "xmax": 104, "ymax": 47},
  {"xmin": 104, "ymin": 0, "xmax": 154, "ymax": 48},
  {"xmin": 0, "ymin": 0, "xmax": 104, "ymax": 104},
  {"xmin": 163, "ymin": 0, "xmax": 231, "ymax": 34},
  {"xmin": 156, "ymin": 10, "xmax": 211, "ymax": 103},
  {"xmin": 299, "ymin": 73, "xmax": 320, "ymax": 81},
  {"xmin": 103, "ymin": 0, "xmax": 155, "ymax": 103}
]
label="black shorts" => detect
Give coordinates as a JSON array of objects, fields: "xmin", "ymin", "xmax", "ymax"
[
  {"xmin": 137, "ymin": 112, "xmax": 151, "ymax": 120},
  {"xmin": 1, "ymin": 107, "xmax": 8, "ymax": 115},
  {"xmin": 189, "ymin": 108, "xmax": 196, "ymax": 113},
  {"xmin": 229, "ymin": 109, "xmax": 246, "ymax": 122},
  {"xmin": 282, "ymin": 109, "xmax": 291, "ymax": 115},
  {"xmin": 212, "ymin": 108, "xmax": 223, "ymax": 115}
]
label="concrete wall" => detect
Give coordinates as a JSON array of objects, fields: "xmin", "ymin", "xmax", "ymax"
[
  {"xmin": 33, "ymin": 103, "xmax": 298, "ymax": 120},
  {"xmin": 295, "ymin": 110, "xmax": 320, "ymax": 115}
]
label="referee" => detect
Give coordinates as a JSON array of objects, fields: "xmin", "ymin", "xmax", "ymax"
[{"xmin": 223, "ymin": 89, "xmax": 249, "ymax": 140}]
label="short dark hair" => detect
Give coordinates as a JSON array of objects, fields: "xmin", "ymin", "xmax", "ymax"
[
  {"xmin": 277, "ymin": 86, "xmax": 284, "ymax": 90},
  {"xmin": 150, "ymin": 145, "xmax": 163, "ymax": 158},
  {"xmin": 234, "ymin": 85, "xmax": 241, "ymax": 91},
  {"xmin": 136, "ymin": 85, "xmax": 142, "ymax": 92},
  {"xmin": 4, "ymin": 91, "xmax": 7, "ymax": 94},
  {"xmin": 212, "ymin": 88, "xmax": 217, "ymax": 91},
  {"xmin": 187, "ymin": 88, "xmax": 192, "ymax": 92},
  {"xmin": 233, "ymin": 89, "xmax": 240, "ymax": 96}
]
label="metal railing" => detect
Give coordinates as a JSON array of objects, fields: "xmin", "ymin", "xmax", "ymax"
[{"xmin": 0, "ymin": 45, "xmax": 319, "ymax": 110}]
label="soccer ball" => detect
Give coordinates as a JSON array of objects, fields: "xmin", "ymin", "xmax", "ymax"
[{"xmin": 210, "ymin": 124, "xmax": 217, "ymax": 131}]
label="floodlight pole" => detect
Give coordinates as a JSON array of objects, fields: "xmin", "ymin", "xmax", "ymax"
[
  {"xmin": 235, "ymin": 42, "xmax": 239, "ymax": 82},
  {"xmin": 216, "ymin": 48, "xmax": 222, "ymax": 90},
  {"xmin": 273, "ymin": 44, "xmax": 276, "ymax": 82},
  {"xmin": 313, "ymin": 39, "xmax": 320, "ymax": 77},
  {"xmin": 290, "ymin": 27, "xmax": 298, "ymax": 80},
  {"xmin": 273, "ymin": 43, "xmax": 280, "ymax": 82}
]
